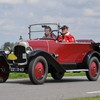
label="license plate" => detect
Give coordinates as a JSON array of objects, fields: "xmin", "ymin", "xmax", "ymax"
[
  {"xmin": 11, "ymin": 68, "xmax": 24, "ymax": 72},
  {"xmin": 22, "ymin": 53, "xmax": 27, "ymax": 59}
]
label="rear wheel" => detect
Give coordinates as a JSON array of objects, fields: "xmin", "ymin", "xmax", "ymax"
[
  {"xmin": 86, "ymin": 57, "xmax": 100, "ymax": 81},
  {"xmin": 0, "ymin": 61, "xmax": 9, "ymax": 83},
  {"xmin": 29, "ymin": 56, "xmax": 48, "ymax": 84},
  {"xmin": 51, "ymin": 70, "xmax": 64, "ymax": 80}
]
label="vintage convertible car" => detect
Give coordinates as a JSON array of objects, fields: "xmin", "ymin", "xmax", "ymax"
[{"xmin": 0, "ymin": 23, "xmax": 100, "ymax": 84}]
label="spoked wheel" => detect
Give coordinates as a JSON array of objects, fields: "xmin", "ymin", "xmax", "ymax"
[
  {"xmin": 0, "ymin": 62, "xmax": 9, "ymax": 83},
  {"xmin": 86, "ymin": 57, "xmax": 100, "ymax": 81},
  {"xmin": 51, "ymin": 70, "xmax": 64, "ymax": 80},
  {"xmin": 29, "ymin": 56, "xmax": 48, "ymax": 85}
]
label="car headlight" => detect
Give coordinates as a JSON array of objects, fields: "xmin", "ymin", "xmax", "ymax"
[
  {"xmin": 26, "ymin": 47, "xmax": 33, "ymax": 54},
  {"xmin": 5, "ymin": 50, "xmax": 10, "ymax": 55},
  {"xmin": 5, "ymin": 47, "xmax": 12, "ymax": 54}
]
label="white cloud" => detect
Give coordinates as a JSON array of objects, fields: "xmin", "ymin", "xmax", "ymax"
[
  {"xmin": 0, "ymin": 19, "xmax": 5, "ymax": 26},
  {"xmin": 84, "ymin": 8, "xmax": 100, "ymax": 16},
  {"xmin": 0, "ymin": 0, "xmax": 100, "ymax": 46},
  {"xmin": 41, "ymin": 16, "xmax": 75, "ymax": 25},
  {"xmin": 0, "ymin": 0, "xmax": 23, "ymax": 4},
  {"xmin": 77, "ymin": 0, "xmax": 89, "ymax": 4},
  {"xmin": 0, "ymin": 0, "xmax": 40, "ymax": 4},
  {"xmin": 0, "ymin": 24, "xmax": 16, "ymax": 35},
  {"xmin": 43, "ymin": 0, "xmax": 62, "ymax": 8},
  {"xmin": 27, "ymin": 0, "xmax": 40, "ymax": 4}
]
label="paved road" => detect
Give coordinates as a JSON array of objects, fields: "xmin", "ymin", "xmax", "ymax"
[{"xmin": 0, "ymin": 76, "xmax": 100, "ymax": 100}]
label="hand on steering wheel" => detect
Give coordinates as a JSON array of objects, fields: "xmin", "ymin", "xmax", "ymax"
[{"xmin": 57, "ymin": 32, "xmax": 64, "ymax": 42}]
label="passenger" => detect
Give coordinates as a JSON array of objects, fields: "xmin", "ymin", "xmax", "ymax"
[
  {"xmin": 58, "ymin": 25, "xmax": 75, "ymax": 42},
  {"xmin": 43, "ymin": 26, "xmax": 56, "ymax": 39}
]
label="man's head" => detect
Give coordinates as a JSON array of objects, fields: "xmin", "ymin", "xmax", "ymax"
[
  {"xmin": 45, "ymin": 26, "xmax": 52, "ymax": 36},
  {"xmin": 61, "ymin": 25, "xmax": 69, "ymax": 35}
]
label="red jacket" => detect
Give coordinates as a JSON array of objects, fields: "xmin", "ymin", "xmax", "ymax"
[{"xmin": 58, "ymin": 34, "xmax": 75, "ymax": 42}]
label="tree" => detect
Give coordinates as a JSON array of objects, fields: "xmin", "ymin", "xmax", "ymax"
[{"xmin": 2, "ymin": 42, "xmax": 15, "ymax": 50}]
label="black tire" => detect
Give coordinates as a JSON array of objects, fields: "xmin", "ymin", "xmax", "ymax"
[
  {"xmin": 86, "ymin": 57, "xmax": 100, "ymax": 81},
  {"xmin": 0, "ymin": 72, "xmax": 9, "ymax": 83},
  {"xmin": 51, "ymin": 70, "xmax": 64, "ymax": 80},
  {"xmin": 0, "ymin": 63, "xmax": 9, "ymax": 83},
  {"xmin": 28, "ymin": 56, "xmax": 48, "ymax": 85}
]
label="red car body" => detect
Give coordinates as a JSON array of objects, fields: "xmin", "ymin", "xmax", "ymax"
[
  {"xmin": 27, "ymin": 39, "xmax": 93, "ymax": 63},
  {"xmin": 0, "ymin": 23, "xmax": 100, "ymax": 84}
]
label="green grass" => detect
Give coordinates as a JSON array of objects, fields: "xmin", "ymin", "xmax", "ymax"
[
  {"xmin": 9, "ymin": 73, "xmax": 29, "ymax": 79},
  {"xmin": 48, "ymin": 72, "xmax": 85, "ymax": 77},
  {"xmin": 9, "ymin": 72, "xmax": 85, "ymax": 79},
  {"xmin": 67, "ymin": 96, "xmax": 100, "ymax": 100},
  {"xmin": 64, "ymin": 72, "xmax": 85, "ymax": 76}
]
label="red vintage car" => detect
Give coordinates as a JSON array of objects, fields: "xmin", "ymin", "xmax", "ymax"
[{"xmin": 0, "ymin": 23, "xmax": 100, "ymax": 84}]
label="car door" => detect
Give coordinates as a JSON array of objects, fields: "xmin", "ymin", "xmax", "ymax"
[{"xmin": 48, "ymin": 40, "xmax": 93, "ymax": 63}]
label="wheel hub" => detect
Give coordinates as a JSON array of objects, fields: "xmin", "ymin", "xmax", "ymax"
[
  {"xmin": 90, "ymin": 62, "xmax": 97, "ymax": 77},
  {"xmin": 34, "ymin": 62, "xmax": 45, "ymax": 80}
]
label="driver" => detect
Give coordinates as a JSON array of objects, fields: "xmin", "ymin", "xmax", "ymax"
[
  {"xmin": 43, "ymin": 26, "xmax": 56, "ymax": 39},
  {"xmin": 58, "ymin": 25, "xmax": 75, "ymax": 42}
]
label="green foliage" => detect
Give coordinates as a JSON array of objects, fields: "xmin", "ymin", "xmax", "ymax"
[
  {"xmin": 68, "ymin": 96, "xmax": 100, "ymax": 100},
  {"xmin": 1, "ymin": 42, "xmax": 15, "ymax": 50}
]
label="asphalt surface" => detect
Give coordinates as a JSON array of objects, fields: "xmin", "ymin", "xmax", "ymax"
[{"xmin": 0, "ymin": 76, "xmax": 100, "ymax": 100}]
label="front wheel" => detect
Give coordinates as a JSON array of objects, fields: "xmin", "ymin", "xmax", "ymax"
[
  {"xmin": 0, "ymin": 62, "xmax": 9, "ymax": 83},
  {"xmin": 86, "ymin": 57, "xmax": 100, "ymax": 81},
  {"xmin": 28, "ymin": 56, "xmax": 48, "ymax": 85}
]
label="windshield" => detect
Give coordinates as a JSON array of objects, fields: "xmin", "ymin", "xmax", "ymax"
[{"xmin": 28, "ymin": 23, "xmax": 60, "ymax": 40}]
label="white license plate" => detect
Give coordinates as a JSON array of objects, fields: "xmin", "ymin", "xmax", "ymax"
[{"xmin": 22, "ymin": 53, "xmax": 27, "ymax": 59}]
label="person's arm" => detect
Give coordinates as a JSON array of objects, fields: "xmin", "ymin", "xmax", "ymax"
[
  {"xmin": 68, "ymin": 34, "xmax": 75, "ymax": 42},
  {"xmin": 58, "ymin": 36, "xmax": 63, "ymax": 41},
  {"xmin": 51, "ymin": 33, "xmax": 56, "ymax": 39}
]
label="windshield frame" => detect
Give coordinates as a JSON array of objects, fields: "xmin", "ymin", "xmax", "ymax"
[{"xmin": 28, "ymin": 23, "xmax": 60, "ymax": 40}]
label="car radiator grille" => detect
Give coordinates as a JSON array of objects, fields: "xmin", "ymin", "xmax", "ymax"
[{"xmin": 14, "ymin": 46, "xmax": 27, "ymax": 64}]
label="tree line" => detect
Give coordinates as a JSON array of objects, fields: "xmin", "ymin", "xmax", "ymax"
[{"xmin": 0, "ymin": 42, "xmax": 15, "ymax": 50}]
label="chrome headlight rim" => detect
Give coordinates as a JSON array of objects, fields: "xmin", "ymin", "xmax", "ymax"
[
  {"xmin": 26, "ymin": 46, "xmax": 33, "ymax": 54},
  {"xmin": 5, "ymin": 47, "xmax": 12, "ymax": 55}
]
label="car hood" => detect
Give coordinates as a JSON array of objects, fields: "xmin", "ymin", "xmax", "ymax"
[{"xmin": 26, "ymin": 40, "xmax": 49, "ymax": 52}]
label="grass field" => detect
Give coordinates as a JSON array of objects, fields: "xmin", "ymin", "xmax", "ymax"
[
  {"xmin": 9, "ymin": 73, "xmax": 29, "ymax": 79},
  {"xmin": 68, "ymin": 96, "xmax": 100, "ymax": 100},
  {"xmin": 9, "ymin": 72, "xmax": 86, "ymax": 79}
]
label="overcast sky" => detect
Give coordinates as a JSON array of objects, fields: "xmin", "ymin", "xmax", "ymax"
[{"xmin": 0, "ymin": 0, "xmax": 100, "ymax": 46}]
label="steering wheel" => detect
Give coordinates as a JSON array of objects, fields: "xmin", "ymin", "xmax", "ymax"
[{"xmin": 57, "ymin": 32, "xmax": 64, "ymax": 42}]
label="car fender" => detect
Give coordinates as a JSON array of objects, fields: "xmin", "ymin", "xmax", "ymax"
[
  {"xmin": 0, "ymin": 51, "xmax": 9, "ymax": 68},
  {"xmin": 28, "ymin": 49, "xmax": 65, "ymax": 73},
  {"xmin": 83, "ymin": 50, "xmax": 100, "ymax": 68}
]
